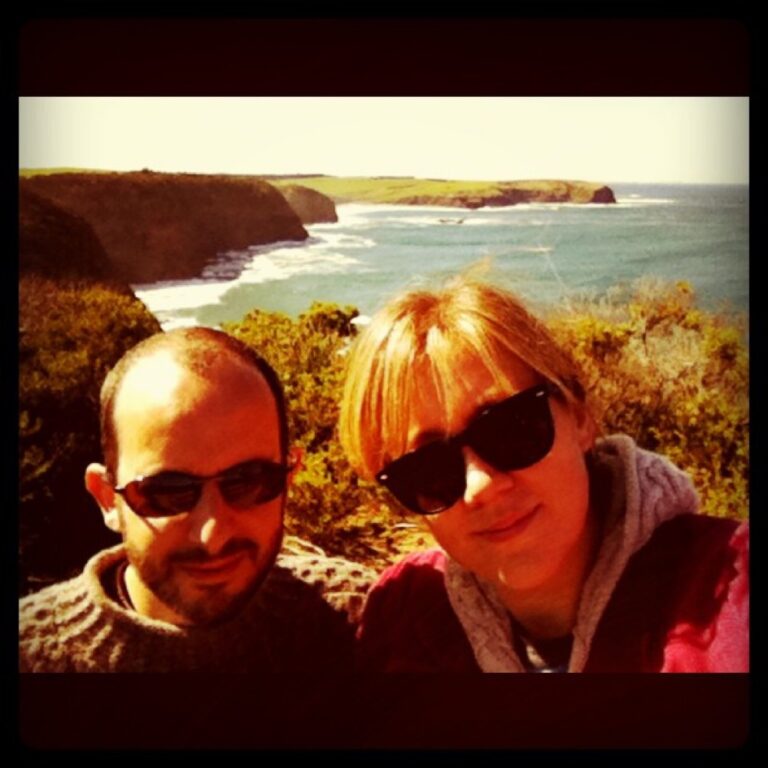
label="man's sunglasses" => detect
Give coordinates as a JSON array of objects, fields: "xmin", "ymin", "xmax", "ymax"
[
  {"xmin": 376, "ymin": 383, "xmax": 557, "ymax": 515},
  {"xmin": 114, "ymin": 458, "xmax": 293, "ymax": 518}
]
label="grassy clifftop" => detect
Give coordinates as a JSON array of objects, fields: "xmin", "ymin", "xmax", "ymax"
[{"xmin": 272, "ymin": 176, "xmax": 616, "ymax": 208}]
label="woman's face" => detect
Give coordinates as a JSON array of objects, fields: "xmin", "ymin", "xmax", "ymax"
[{"xmin": 402, "ymin": 353, "xmax": 595, "ymax": 594}]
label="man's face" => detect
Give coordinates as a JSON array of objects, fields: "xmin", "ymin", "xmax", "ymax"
[{"xmin": 110, "ymin": 352, "xmax": 285, "ymax": 625}]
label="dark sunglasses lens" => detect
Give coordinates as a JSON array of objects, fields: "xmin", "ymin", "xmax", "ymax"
[
  {"xmin": 380, "ymin": 441, "xmax": 466, "ymax": 515},
  {"xmin": 470, "ymin": 387, "xmax": 554, "ymax": 471},
  {"xmin": 377, "ymin": 386, "xmax": 556, "ymax": 515},
  {"xmin": 219, "ymin": 461, "xmax": 287, "ymax": 508},
  {"xmin": 129, "ymin": 476, "xmax": 202, "ymax": 517}
]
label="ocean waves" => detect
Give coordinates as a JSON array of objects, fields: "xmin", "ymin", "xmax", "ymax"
[
  {"xmin": 133, "ymin": 233, "xmax": 367, "ymax": 329},
  {"xmin": 133, "ymin": 183, "xmax": 747, "ymax": 330}
]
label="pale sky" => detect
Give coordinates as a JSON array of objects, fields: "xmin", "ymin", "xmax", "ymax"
[{"xmin": 19, "ymin": 97, "xmax": 748, "ymax": 184}]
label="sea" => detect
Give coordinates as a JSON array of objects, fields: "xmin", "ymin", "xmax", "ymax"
[{"xmin": 133, "ymin": 183, "xmax": 749, "ymax": 330}]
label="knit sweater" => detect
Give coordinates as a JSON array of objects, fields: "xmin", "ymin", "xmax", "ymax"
[
  {"xmin": 356, "ymin": 435, "xmax": 749, "ymax": 672},
  {"xmin": 19, "ymin": 541, "xmax": 375, "ymax": 673}
]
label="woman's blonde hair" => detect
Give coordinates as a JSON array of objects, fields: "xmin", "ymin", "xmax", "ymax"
[{"xmin": 338, "ymin": 273, "xmax": 595, "ymax": 479}]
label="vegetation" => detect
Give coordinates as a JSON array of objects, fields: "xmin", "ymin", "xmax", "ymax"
[
  {"xmin": 547, "ymin": 279, "xmax": 748, "ymax": 520},
  {"xmin": 19, "ymin": 167, "xmax": 114, "ymax": 177},
  {"xmin": 18, "ymin": 278, "xmax": 748, "ymax": 593},
  {"xmin": 19, "ymin": 276, "xmax": 161, "ymax": 594},
  {"xmin": 224, "ymin": 303, "xmax": 435, "ymax": 568},
  {"xmin": 271, "ymin": 176, "xmax": 614, "ymax": 207},
  {"xmin": 223, "ymin": 281, "xmax": 747, "ymax": 569}
]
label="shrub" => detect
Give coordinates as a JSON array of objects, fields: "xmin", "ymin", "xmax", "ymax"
[
  {"xmin": 224, "ymin": 303, "xmax": 417, "ymax": 567},
  {"xmin": 19, "ymin": 275, "xmax": 161, "ymax": 594},
  {"xmin": 546, "ymin": 279, "xmax": 748, "ymax": 520},
  {"xmin": 19, "ymin": 278, "xmax": 748, "ymax": 591},
  {"xmin": 228, "ymin": 282, "xmax": 748, "ymax": 569}
]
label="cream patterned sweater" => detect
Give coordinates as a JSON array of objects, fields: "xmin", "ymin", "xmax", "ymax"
[{"xmin": 19, "ymin": 539, "xmax": 375, "ymax": 673}]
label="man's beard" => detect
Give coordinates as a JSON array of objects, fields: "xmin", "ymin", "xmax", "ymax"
[{"xmin": 125, "ymin": 527, "xmax": 284, "ymax": 626}]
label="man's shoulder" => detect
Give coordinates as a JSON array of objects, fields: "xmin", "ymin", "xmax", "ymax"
[
  {"xmin": 20, "ymin": 572, "xmax": 87, "ymax": 618},
  {"xmin": 19, "ymin": 572, "xmax": 92, "ymax": 673},
  {"xmin": 264, "ymin": 537, "xmax": 377, "ymax": 624},
  {"xmin": 19, "ymin": 546, "xmax": 129, "ymax": 672},
  {"xmin": 20, "ymin": 545, "xmax": 123, "ymax": 614}
]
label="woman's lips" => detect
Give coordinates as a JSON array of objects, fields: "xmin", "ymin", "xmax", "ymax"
[{"xmin": 473, "ymin": 507, "xmax": 539, "ymax": 542}]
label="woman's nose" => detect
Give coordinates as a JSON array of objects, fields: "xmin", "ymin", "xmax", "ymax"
[{"xmin": 462, "ymin": 447, "xmax": 515, "ymax": 509}]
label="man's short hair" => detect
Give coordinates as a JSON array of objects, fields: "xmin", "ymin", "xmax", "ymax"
[{"xmin": 100, "ymin": 327, "xmax": 288, "ymax": 476}]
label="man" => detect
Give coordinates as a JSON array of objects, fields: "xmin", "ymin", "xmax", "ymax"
[{"xmin": 19, "ymin": 327, "xmax": 374, "ymax": 672}]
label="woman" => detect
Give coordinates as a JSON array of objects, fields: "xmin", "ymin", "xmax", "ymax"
[{"xmin": 338, "ymin": 275, "xmax": 748, "ymax": 672}]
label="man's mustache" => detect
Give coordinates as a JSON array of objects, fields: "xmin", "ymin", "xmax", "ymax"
[{"xmin": 169, "ymin": 538, "xmax": 259, "ymax": 564}]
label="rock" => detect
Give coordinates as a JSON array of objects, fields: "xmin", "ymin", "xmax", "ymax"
[
  {"xmin": 591, "ymin": 185, "xmax": 617, "ymax": 203},
  {"xmin": 279, "ymin": 184, "xmax": 338, "ymax": 223}
]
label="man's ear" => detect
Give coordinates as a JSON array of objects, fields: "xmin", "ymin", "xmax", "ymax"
[{"xmin": 85, "ymin": 463, "xmax": 122, "ymax": 533}]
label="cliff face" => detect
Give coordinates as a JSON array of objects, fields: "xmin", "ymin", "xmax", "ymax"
[
  {"xmin": 21, "ymin": 172, "xmax": 308, "ymax": 283},
  {"xmin": 278, "ymin": 184, "xmax": 338, "ymax": 223},
  {"xmin": 19, "ymin": 187, "xmax": 116, "ymax": 283}
]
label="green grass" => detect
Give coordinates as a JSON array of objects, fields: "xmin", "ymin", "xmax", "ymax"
[
  {"xmin": 19, "ymin": 167, "xmax": 117, "ymax": 178},
  {"xmin": 272, "ymin": 176, "xmax": 608, "ymax": 205}
]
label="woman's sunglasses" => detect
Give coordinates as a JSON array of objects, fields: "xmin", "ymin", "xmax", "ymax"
[
  {"xmin": 113, "ymin": 458, "xmax": 293, "ymax": 518},
  {"xmin": 376, "ymin": 383, "xmax": 557, "ymax": 515}
]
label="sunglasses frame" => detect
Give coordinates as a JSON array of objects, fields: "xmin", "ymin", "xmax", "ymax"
[
  {"xmin": 113, "ymin": 458, "xmax": 293, "ymax": 518},
  {"xmin": 376, "ymin": 382, "xmax": 559, "ymax": 515}
]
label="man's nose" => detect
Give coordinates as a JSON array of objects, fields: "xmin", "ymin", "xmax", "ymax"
[
  {"xmin": 462, "ymin": 447, "xmax": 515, "ymax": 509},
  {"xmin": 188, "ymin": 482, "xmax": 235, "ymax": 555}
]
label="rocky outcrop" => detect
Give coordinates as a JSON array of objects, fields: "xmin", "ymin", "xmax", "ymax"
[
  {"xmin": 21, "ymin": 171, "xmax": 308, "ymax": 283},
  {"xmin": 279, "ymin": 184, "xmax": 338, "ymax": 223},
  {"xmin": 590, "ymin": 185, "xmax": 616, "ymax": 203}
]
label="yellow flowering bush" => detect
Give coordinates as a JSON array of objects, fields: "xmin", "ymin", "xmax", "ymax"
[{"xmin": 548, "ymin": 279, "xmax": 748, "ymax": 519}]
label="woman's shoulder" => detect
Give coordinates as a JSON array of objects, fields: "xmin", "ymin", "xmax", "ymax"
[
  {"xmin": 375, "ymin": 547, "xmax": 449, "ymax": 582},
  {"xmin": 592, "ymin": 514, "xmax": 749, "ymax": 671},
  {"xmin": 365, "ymin": 548, "xmax": 451, "ymax": 611},
  {"xmin": 357, "ymin": 548, "xmax": 478, "ymax": 672}
]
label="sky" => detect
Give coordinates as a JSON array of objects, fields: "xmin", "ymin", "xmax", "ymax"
[{"xmin": 18, "ymin": 97, "xmax": 749, "ymax": 185}]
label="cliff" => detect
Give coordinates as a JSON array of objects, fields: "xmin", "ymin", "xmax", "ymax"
[
  {"xmin": 272, "ymin": 176, "xmax": 616, "ymax": 208},
  {"xmin": 21, "ymin": 171, "xmax": 308, "ymax": 283},
  {"xmin": 277, "ymin": 184, "xmax": 338, "ymax": 223},
  {"xmin": 20, "ymin": 187, "xmax": 115, "ymax": 283}
]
